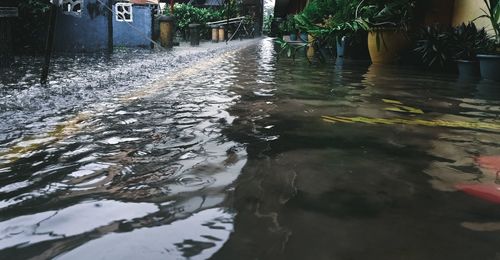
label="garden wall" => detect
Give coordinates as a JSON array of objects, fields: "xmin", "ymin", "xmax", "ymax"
[{"xmin": 113, "ymin": 5, "xmax": 153, "ymax": 48}]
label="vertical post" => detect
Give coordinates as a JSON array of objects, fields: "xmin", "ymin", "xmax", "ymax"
[
  {"xmin": 107, "ymin": 0, "xmax": 113, "ymax": 54},
  {"xmin": 225, "ymin": 0, "xmax": 231, "ymax": 43},
  {"xmin": 0, "ymin": 18, "xmax": 13, "ymax": 68},
  {"xmin": 159, "ymin": 15, "xmax": 175, "ymax": 48},
  {"xmin": 189, "ymin": 23, "xmax": 200, "ymax": 46},
  {"xmin": 41, "ymin": 3, "xmax": 57, "ymax": 84}
]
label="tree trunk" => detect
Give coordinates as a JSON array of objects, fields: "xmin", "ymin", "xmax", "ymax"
[
  {"xmin": 0, "ymin": 18, "xmax": 13, "ymax": 68},
  {"xmin": 41, "ymin": 4, "xmax": 57, "ymax": 84}
]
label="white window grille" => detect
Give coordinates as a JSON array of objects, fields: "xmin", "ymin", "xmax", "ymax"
[
  {"xmin": 62, "ymin": 0, "xmax": 83, "ymax": 17},
  {"xmin": 115, "ymin": 3, "xmax": 133, "ymax": 22}
]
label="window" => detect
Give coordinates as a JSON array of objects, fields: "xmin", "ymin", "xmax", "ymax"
[
  {"xmin": 62, "ymin": 0, "xmax": 82, "ymax": 17},
  {"xmin": 115, "ymin": 3, "xmax": 133, "ymax": 22}
]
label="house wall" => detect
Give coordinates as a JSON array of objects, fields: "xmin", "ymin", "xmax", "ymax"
[
  {"xmin": 452, "ymin": 0, "xmax": 491, "ymax": 30},
  {"xmin": 54, "ymin": 0, "xmax": 111, "ymax": 52},
  {"xmin": 417, "ymin": 0, "xmax": 454, "ymax": 26},
  {"xmin": 113, "ymin": 5, "xmax": 153, "ymax": 48},
  {"xmin": 273, "ymin": 0, "xmax": 307, "ymax": 18}
]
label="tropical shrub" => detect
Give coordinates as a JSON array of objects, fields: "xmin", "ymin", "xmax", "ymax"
[
  {"xmin": 364, "ymin": 0, "xmax": 416, "ymax": 30},
  {"xmin": 293, "ymin": 0, "xmax": 369, "ymax": 47},
  {"xmin": 476, "ymin": 0, "xmax": 500, "ymax": 53},
  {"xmin": 413, "ymin": 25, "xmax": 453, "ymax": 68},
  {"xmin": 13, "ymin": 0, "xmax": 52, "ymax": 54},
  {"xmin": 450, "ymin": 23, "xmax": 490, "ymax": 60},
  {"xmin": 414, "ymin": 23, "xmax": 492, "ymax": 67},
  {"xmin": 170, "ymin": 3, "xmax": 224, "ymax": 37},
  {"xmin": 278, "ymin": 14, "xmax": 299, "ymax": 34}
]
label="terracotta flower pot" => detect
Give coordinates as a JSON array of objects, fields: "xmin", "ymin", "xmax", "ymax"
[{"xmin": 368, "ymin": 29, "xmax": 411, "ymax": 64}]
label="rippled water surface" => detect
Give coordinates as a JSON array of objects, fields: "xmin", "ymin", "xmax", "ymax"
[{"xmin": 1, "ymin": 38, "xmax": 500, "ymax": 259}]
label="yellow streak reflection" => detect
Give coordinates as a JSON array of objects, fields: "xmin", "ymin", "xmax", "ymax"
[
  {"xmin": 322, "ymin": 115, "xmax": 500, "ymax": 131},
  {"xmin": 0, "ymin": 113, "xmax": 90, "ymax": 166}
]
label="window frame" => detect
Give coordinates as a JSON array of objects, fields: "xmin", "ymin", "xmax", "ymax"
[
  {"xmin": 115, "ymin": 2, "xmax": 133, "ymax": 22},
  {"xmin": 62, "ymin": 0, "xmax": 83, "ymax": 17}
]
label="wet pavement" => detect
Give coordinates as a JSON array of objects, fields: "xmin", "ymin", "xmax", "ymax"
[{"xmin": 1, "ymin": 38, "xmax": 500, "ymax": 259}]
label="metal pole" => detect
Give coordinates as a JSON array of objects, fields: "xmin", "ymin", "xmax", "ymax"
[
  {"xmin": 225, "ymin": 0, "xmax": 230, "ymax": 44},
  {"xmin": 0, "ymin": 19, "xmax": 13, "ymax": 68},
  {"xmin": 107, "ymin": 0, "xmax": 113, "ymax": 53},
  {"xmin": 41, "ymin": 3, "xmax": 57, "ymax": 84}
]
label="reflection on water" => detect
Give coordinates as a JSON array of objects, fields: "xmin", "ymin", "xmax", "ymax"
[
  {"xmin": 0, "ymin": 41, "xmax": 254, "ymax": 259},
  {"xmin": 214, "ymin": 46, "xmax": 500, "ymax": 259},
  {"xmin": 1, "ymin": 38, "xmax": 500, "ymax": 259}
]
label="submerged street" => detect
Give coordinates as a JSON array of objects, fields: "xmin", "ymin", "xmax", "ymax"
[{"xmin": 1, "ymin": 38, "xmax": 500, "ymax": 259}]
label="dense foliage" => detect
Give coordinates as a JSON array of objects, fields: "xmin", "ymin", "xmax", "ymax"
[
  {"xmin": 279, "ymin": 14, "xmax": 297, "ymax": 34},
  {"xmin": 413, "ymin": 25, "xmax": 454, "ymax": 68},
  {"xmin": 476, "ymin": 0, "xmax": 500, "ymax": 53},
  {"xmin": 281, "ymin": 0, "xmax": 371, "ymax": 51},
  {"xmin": 451, "ymin": 23, "xmax": 490, "ymax": 60},
  {"xmin": 413, "ymin": 23, "xmax": 490, "ymax": 68},
  {"xmin": 364, "ymin": 0, "xmax": 416, "ymax": 30},
  {"xmin": 13, "ymin": 0, "xmax": 52, "ymax": 54},
  {"xmin": 19, "ymin": 0, "xmax": 52, "ymax": 14},
  {"xmin": 170, "ymin": 3, "xmax": 224, "ymax": 34},
  {"xmin": 276, "ymin": 0, "xmax": 418, "ymax": 40}
]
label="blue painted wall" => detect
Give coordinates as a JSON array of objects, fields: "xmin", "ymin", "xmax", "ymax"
[
  {"xmin": 54, "ymin": 0, "xmax": 110, "ymax": 52},
  {"xmin": 113, "ymin": 5, "xmax": 153, "ymax": 48}
]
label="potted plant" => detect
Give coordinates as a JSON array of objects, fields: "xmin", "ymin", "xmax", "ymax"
[
  {"xmin": 476, "ymin": 0, "xmax": 500, "ymax": 81},
  {"xmin": 279, "ymin": 15, "xmax": 298, "ymax": 41},
  {"xmin": 289, "ymin": 0, "xmax": 335, "ymax": 58},
  {"xmin": 451, "ymin": 23, "xmax": 489, "ymax": 78},
  {"xmin": 293, "ymin": 0, "xmax": 369, "ymax": 59},
  {"xmin": 365, "ymin": 0, "xmax": 416, "ymax": 64},
  {"xmin": 413, "ymin": 24, "xmax": 454, "ymax": 70},
  {"xmin": 321, "ymin": 0, "xmax": 370, "ymax": 58}
]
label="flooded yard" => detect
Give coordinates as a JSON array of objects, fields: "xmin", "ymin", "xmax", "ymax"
[{"xmin": 1, "ymin": 38, "xmax": 500, "ymax": 259}]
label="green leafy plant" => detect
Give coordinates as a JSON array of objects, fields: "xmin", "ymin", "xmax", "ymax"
[
  {"xmin": 286, "ymin": 14, "xmax": 298, "ymax": 34},
  {"xmin": 321, "ymin": 0, "xmax": 370, "ymax": 41},
  {"xmin": 413, "ymin": 25, "xmax": 454, "ymax": 68},
  {"xmin": 292, "ymin": 0, "xmax": 369, "ymax": 49},
  {"xmin": 275, "ymin": 38, "xmax": 306, "ymax": 59},
  {"xmin": 476, "ymin": 0, "xmax": 500, "ymax": 52},
  {"xmin": 13, "ymin": 0, "xmax": 52, "ymax": 53},
  {"xmin": 276, "ymin": 0, "xmax": 371, "ymax": 61},
  {"xmin": 363, "ymin": 0, "xmax": 416, "ymax": 53},
  {"xmin": 263, "ymin": 14, "xmax": 273, "ymax": 35},
  {"xmin": 275, "ymin": 37, "xmax": 327, "ymax": 63},
  {"xmin": 170, "ymin": 3, "xmax": 223, "ymax": 38},
  {"xmin": 450, "ymin": 23, "xmax": 490, "ymax": 60},
  {"xmin": 364, "ymin": 0, "xmax": 416, "ymax": 30},
  {"xmin": 414, "ymin": 23, "xmax": 492, "ymax": 67},
  {"xmin": 19, "ymin": 0, "xmax": 52, "ymax": 14},
  {"xmin": 222, "ymin": 0, "xmax": 242, "ymax": 19}
]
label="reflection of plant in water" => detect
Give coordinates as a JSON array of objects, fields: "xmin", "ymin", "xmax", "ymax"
[
  {"xmin": 275, "ymin": 38, "xmax": 307, "ymax": 60},
  {"xmin": 275, "ymin": 38, "xmax": 326, "ymax": 63}
]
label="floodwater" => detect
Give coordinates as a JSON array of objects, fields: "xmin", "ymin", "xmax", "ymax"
[{"xmin": 1, "ymin": 38, "xmax": 500, "ymax": 259}]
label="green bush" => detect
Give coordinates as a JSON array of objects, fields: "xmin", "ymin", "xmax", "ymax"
[
  {"xmin": 169, "ymin": 3, "xmax": 224, "ymax": 37},
  {"xmin": 293, "ymin": 0, "xmax": 368, "ymax": 47},
  {"xmin": 13, "ymin": 0, "xmax": 52, "ymax": 54},
  {"xmin": 363, "ymin": 0, "xmax": 416, "ymax": 30}
]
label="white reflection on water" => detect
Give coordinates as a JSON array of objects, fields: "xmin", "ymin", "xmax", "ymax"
[
  {"xmin": 56, "ymin": 208, "xmax": 233, "ymax": 260},
  {"xmin": 0, "ymin": 200, "xmax": 158, "ymax": 250}
]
